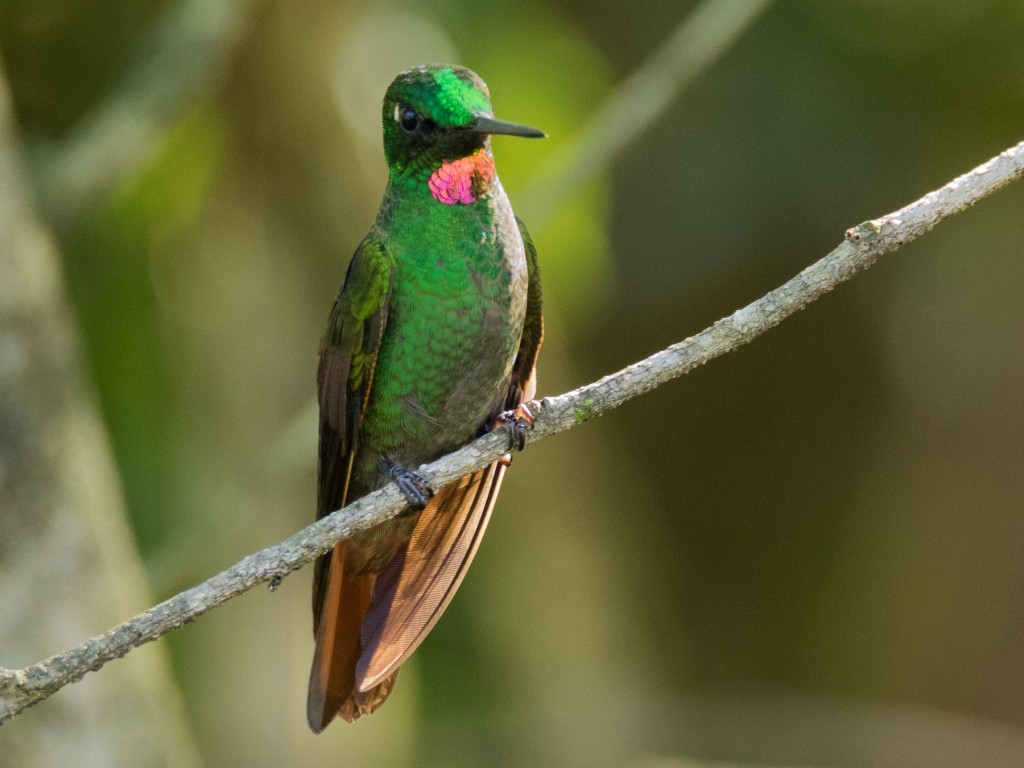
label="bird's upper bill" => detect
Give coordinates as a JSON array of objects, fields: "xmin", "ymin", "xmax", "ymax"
[{"xmin": 466, "ymin": 114, "xmax": 545, "ymax": 139}]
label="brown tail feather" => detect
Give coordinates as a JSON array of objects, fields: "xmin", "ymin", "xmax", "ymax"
[
  {"xmin": 356, "ymin": 461, "xmax": 505, "ymax": 690},
  {"xmin": 342, "ymin": 671, "xmax": 399, "ymax": 722},
  {"xmin": 307, "ymin": 543, "xmax": 374, "ymax": 732},
  {"xmin": 309, "ymin": 461, "xmax": 505, "ymax": 727}
]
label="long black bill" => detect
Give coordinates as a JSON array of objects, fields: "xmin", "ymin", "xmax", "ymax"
[{"xmin": 469, "ymin": 115, "xmax": 546, "ymax": 138}]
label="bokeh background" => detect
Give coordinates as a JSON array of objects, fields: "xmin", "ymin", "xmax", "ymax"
[{"xmin": 2, "ymin": 0, "xmax": 1024, "ymax": 765}]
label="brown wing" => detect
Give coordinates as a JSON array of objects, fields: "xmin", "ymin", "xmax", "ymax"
[
  {"xmin": 354, "ymin": 216, "xmax": 544, "ymax": 692},
  {"xmin": 508, "ymin": 217, "xmax": 544, "ymax": 406},
  {"xmin": 314, "ymin": 235, "xmax": 394, "ymax": 524},
  {"xmin": 308, "ymin": 235, "xmax": 393, "ymax": 732}
]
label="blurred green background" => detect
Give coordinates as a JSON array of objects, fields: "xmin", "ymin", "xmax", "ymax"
[{"xmin": 3, "ymin": 0, "xmax": 1024, "ymax": 765}]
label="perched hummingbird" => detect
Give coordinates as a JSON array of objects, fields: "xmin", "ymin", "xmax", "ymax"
[{"xmin": 307, "ymin": 65, "xmax": 544, "ymax": 730}]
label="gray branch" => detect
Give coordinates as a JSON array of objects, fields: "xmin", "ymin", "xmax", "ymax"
[
  {"xmin": 518, "ymin": 0, "xmax": 774, "ymax": 229},
  {"xmin": 2, "ymin": 139, "xmax": 1022, "ymax": 723}
]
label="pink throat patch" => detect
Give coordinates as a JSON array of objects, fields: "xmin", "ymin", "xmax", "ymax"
[{"xmin": 428, "ymin": 151, "xmax": 495, "ymax": 205}]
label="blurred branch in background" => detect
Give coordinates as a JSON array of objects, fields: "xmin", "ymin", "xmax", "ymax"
[
  {"xmin": 3, "ymin": 137, "xmax": 1021, "ymax": 724},
  {"xmin": 1, "ymin": 0, "xmax": 255, "ymax": 761},
  {"xmin": 518, "ymin": 0, "xmax": 773, "ymax": 228},
  {"xmin": 0, "ymin": 58, "xmax": 200, "ymax": 766},
  {"xmin": 28, "ymin": 0, "xmax": 254, "ymax": 230}
]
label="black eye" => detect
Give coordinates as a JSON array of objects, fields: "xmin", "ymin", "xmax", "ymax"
[
  {"xmin": 398, "ymin": 107, "xmax": 420, "ymax": 134},
  {"xmin": 395, "ymin": 105, "xmax": 436, "ymax": 138}
]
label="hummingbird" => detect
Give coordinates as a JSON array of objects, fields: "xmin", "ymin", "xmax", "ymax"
[{"xmin": 307, "ymin": 65, "xmax": 544, "ymax": 730}]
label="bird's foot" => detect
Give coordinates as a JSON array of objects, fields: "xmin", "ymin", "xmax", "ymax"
[
  {"xmin": 382, "ymin": 459, "xmax": 434, "ymax": 510},
  {"xmin": 492, "ymin": 401, "xmax": 539, "ymax": 462}
]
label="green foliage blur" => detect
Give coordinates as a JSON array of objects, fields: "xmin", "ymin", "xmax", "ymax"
[{"xmin": 4, "ymin": 0, "xmax": 1024, "ymax": 765}]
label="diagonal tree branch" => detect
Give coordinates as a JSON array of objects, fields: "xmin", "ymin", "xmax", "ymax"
[{"xmin": 2, "ymin": 138, "xmax": 1021, "ymax": 723}]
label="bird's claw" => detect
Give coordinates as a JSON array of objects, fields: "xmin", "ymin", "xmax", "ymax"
[
  {"xmin": 493, "ymin": 402, "xmax": 538, "ymax": 453},
  {"xmin": 382, "ymin": 459, "xmax": 434, "ymax": 510}
]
